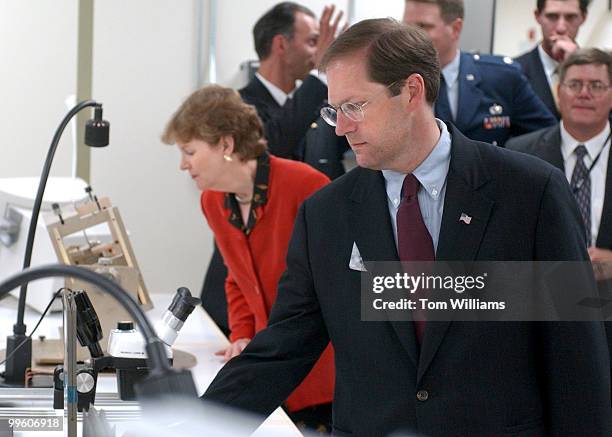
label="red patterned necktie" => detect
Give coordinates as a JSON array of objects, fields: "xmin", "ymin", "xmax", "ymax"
[{"xmin": 397, "ymin": 174, "xmax": 435, "ymax": 343}]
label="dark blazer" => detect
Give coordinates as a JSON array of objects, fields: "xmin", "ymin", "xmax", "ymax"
[
  {"xmin": 515, "ymin": 46, "xmax": 561, "ymax": 120},
  {"xmin": 505, "ymin": 124, "xmax": 612, "ymax": 250},
  {"xmin": 239, "ymin": 75, "xmax": 349, "ymax": 179},
  {"xmin": 441, "ymin": 52, "xmax": 556, "ymax": 147},
  {"xmin": 239, "ymin": 74, "xmax": 326, "ymax": 159},
  {"xmin": 200, "ymin": 243, "xmax": 229, "ymax": 336},
  {"xmin": 204, "ymin": 126, "xmax": 611, "ymax": 436},
  {"xmin": 506, "ymin": 125, "xmax": 612, "ymax": 374},
  {"xmin": 302, "ymin": 119, "xmax": 349, "ymax": 180}
]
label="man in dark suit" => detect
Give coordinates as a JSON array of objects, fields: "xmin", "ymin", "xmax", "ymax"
[
  {"xmin": 239, "ymin": 2, "xmax": 348, "ymax": 178},
  {"xmin": 507, "ymin": 48, "xmax": 612, "ymax": 358},
  {"xmin": 403, "ymin": 0, "xmax": 557, "ymax": 147},
  {"xmin": 515, "ymin": 0, "xmax": 589, "ymax": 120},
  {"xmin": 508, "ymin": 48, "xmax": 611, "ymax": 270},
  {"xmin": 203, "ymin": 19, "xmax": 611, "ymax": 436},
  {"xmin": 201, "ymin": 2, "xmax": 346, "ymax": 336}
]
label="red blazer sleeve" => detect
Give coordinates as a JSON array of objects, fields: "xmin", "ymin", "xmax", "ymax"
[
  {"xmin": 225, "ymin": 271, "xmax": 256, "ymax": 341},
  {"xmin": 288, "ymin": 160, "xmax": 330, "ymax": 202}
]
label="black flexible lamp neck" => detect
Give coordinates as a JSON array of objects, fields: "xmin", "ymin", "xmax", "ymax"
[
  {"xmin": 3, "ymin": 264, "xmax": 171, "ymax": 373},
  {"xmin": 1, "ymin": 265, "xmax": 197, "ymax": 403},
  {"xmin": 4, "ymin": 100, "xmax": 108, "ymax": 384}
]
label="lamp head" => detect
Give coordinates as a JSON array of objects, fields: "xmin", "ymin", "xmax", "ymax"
[{"xmin": 85, "ymin": 105, "xmax": 110, "ymax": 147}]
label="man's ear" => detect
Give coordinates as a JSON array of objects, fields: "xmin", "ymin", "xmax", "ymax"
[
  {"xmin": 534, "ymin": 8, "xmax": 543, "ymax": 25},
  {"xmin": 450, "ymin": 18, "xmax": 463, "ymax": 40},
  {"xmin": 271, "ymin": 34, "xmax": 289, "ymax": 56},
  {"xmin": 402, "ymin": 74, "xmax": 426, "ymax": 107}
]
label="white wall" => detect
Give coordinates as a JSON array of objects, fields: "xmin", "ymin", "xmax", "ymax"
[
  {"xmin": 0, "ymin": 0, "xmax": 77, "ymax": 178},
  {"xmin": 581, "ymin": 0, "xmax": 612, "ymax": 48},
  {"xmin": 90, "ymin": 0, "xmax": 209, "ymax": 296},
  {"xmin": 459, "ymin": 0, "xmax": 496, "ymax": 53},
  {"xmin": 0, "ymin": 0, "xmax": 211, "ymax": 298}
]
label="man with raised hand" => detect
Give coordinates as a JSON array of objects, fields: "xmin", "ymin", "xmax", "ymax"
[{"xmin": 515, "ymin": 0, "xmax": 590, "ymax": 119}]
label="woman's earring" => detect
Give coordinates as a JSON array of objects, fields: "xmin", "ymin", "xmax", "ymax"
[{"xmin": 223, "ymin": 154, "xmax": 233, "ymax": 162}]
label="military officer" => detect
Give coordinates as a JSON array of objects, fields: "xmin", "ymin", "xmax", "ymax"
[{"xmin": 404, "ymin": 0, "xmax": 557, "ymax": 146}]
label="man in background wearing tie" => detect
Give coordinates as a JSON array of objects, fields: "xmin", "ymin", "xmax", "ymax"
[
  {"xmin": 515, "ymin": 0, "xmax": 590, "ymax": 120},
  {"xmin": 507, "ymin": 48, "xmax": 611, "ymax": 264},
  {"xmin": 403, "ymin": 0, "xmax": 556, "ymax": 147},
  {"xmin": 507, "ymin": 48, "xmax": 612, "ymax": 369},
  {"xmin": 203, "ymin": 19, "xmax": 611, "ymax": 436}
]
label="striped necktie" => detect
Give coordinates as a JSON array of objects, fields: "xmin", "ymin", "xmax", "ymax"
[{"xmin": 570, "ymin": 144, "xmax": 591, "ymax": 247}]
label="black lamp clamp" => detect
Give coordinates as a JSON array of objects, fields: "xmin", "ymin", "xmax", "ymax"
[{"xmin": 1, "ymin": 264, "xmax": 198, "ymax": 403}]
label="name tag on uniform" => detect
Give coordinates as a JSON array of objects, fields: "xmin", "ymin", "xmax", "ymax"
[{"xmin": 483, "ymin": 116, "xmax": 510, "ymax": 130}]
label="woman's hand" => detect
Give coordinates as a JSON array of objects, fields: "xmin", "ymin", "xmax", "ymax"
[{"xmin": 215, "ymin": 338, "xmax": 251, "ymax": 362}]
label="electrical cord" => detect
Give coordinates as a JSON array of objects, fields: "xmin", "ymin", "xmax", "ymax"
[{"xmin": 0, "ymin": 287, "xmax": 67, "ymax": 370}]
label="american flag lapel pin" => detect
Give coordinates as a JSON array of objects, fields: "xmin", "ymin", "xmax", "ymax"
[{"xmin": 459, "ymin": 213, "xmax": 472, "ymax": 225}]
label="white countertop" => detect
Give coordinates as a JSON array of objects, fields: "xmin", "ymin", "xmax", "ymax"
[{"xmin": 0, "ymin": 292, "xmax": 302, "ymax": 436}]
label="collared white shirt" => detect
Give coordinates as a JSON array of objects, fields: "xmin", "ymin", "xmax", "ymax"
[
  {"xmin": 537, "ymin": 44, "xmax": 559, "ymax": 91},
  {"xmin": 255, "ymin": 72, "xmax": 295, "ymax": 106},
  {"xmin": 255, "ymin": 71, "xmax": 325, "ymax": 107},
  {"xmin": 560, "ymin": 121, "xmax": 611, "ymax": 245},
  {"xmin": 441, "ymin": 50, "xmax": 461, "ymax": 120},
  {"xmin": 382, "ymin": 119, "xmax": 451, "ymax": 254}
]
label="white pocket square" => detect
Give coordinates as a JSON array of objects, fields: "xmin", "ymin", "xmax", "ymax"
[{"xmin": 349, "ymin": 242, "xmax": 367, "ymax": 272}]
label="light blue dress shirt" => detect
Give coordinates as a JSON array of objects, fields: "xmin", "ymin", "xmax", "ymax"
[
  {"xmin": 442, "ymin": 50, "xmax": 461, "ymax": 120},
  {"xmin": 382, "ymin": 120, "xmax": 451, "ymax": 255}
]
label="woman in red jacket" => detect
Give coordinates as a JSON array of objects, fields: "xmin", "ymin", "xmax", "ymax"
[{"xmin": 162, "ymin": 85, "xmax": 334, "ymax": 431}]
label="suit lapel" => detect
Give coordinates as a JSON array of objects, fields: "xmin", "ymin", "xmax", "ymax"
[
  {"xmin": 527, "ymin": 48, "xmax": 559, "ymax": 119},
  {"xmin": 349, "ymin": 129, "xmax": 497, "ymax": 375},
  {"xmin": 534, "ymin": 123, "xmax": 611, "ymax": 249},
  {"xmin": 537, "ymin": 126, "xmax": 564, "ymax": 172},
  {"xmin": 455, "ymin": 53, "xmax": 484, "ymax": 131},
  {"xmin": 596, "ymin": 141, "xmax": 612, "ymax": 249},
  {"xmin": 418, "ymin": 126, "xmax": 494, "ymax": 381},
  {"xmin": 251, "ymin": 76, "xmax": 282, "ymax": 109},
  {"xmin": 349, "ymin": 169, "xmax": 420, "ymax": 368}
]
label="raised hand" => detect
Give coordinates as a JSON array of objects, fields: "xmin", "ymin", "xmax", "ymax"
[
  {"xmin": 550, "ymin": 35, "xmax": 579, "ymax": 62},
  {"xmin": 314, "ymin": 5, "xmax": 345, "ymax": 69}
]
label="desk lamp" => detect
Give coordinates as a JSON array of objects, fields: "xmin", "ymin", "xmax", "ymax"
[{"xmin": 3, "ymin": 101, "xmax": 109, "ymax": 385}]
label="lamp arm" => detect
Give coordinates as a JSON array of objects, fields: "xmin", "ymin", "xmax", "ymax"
[
  {"xmin": 14, "ymin": 100, "xmax": 100, "ymax": 333},
  {"xmin": 2, "ymin": 264, "xmax": 171, "ymax": 373}
]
